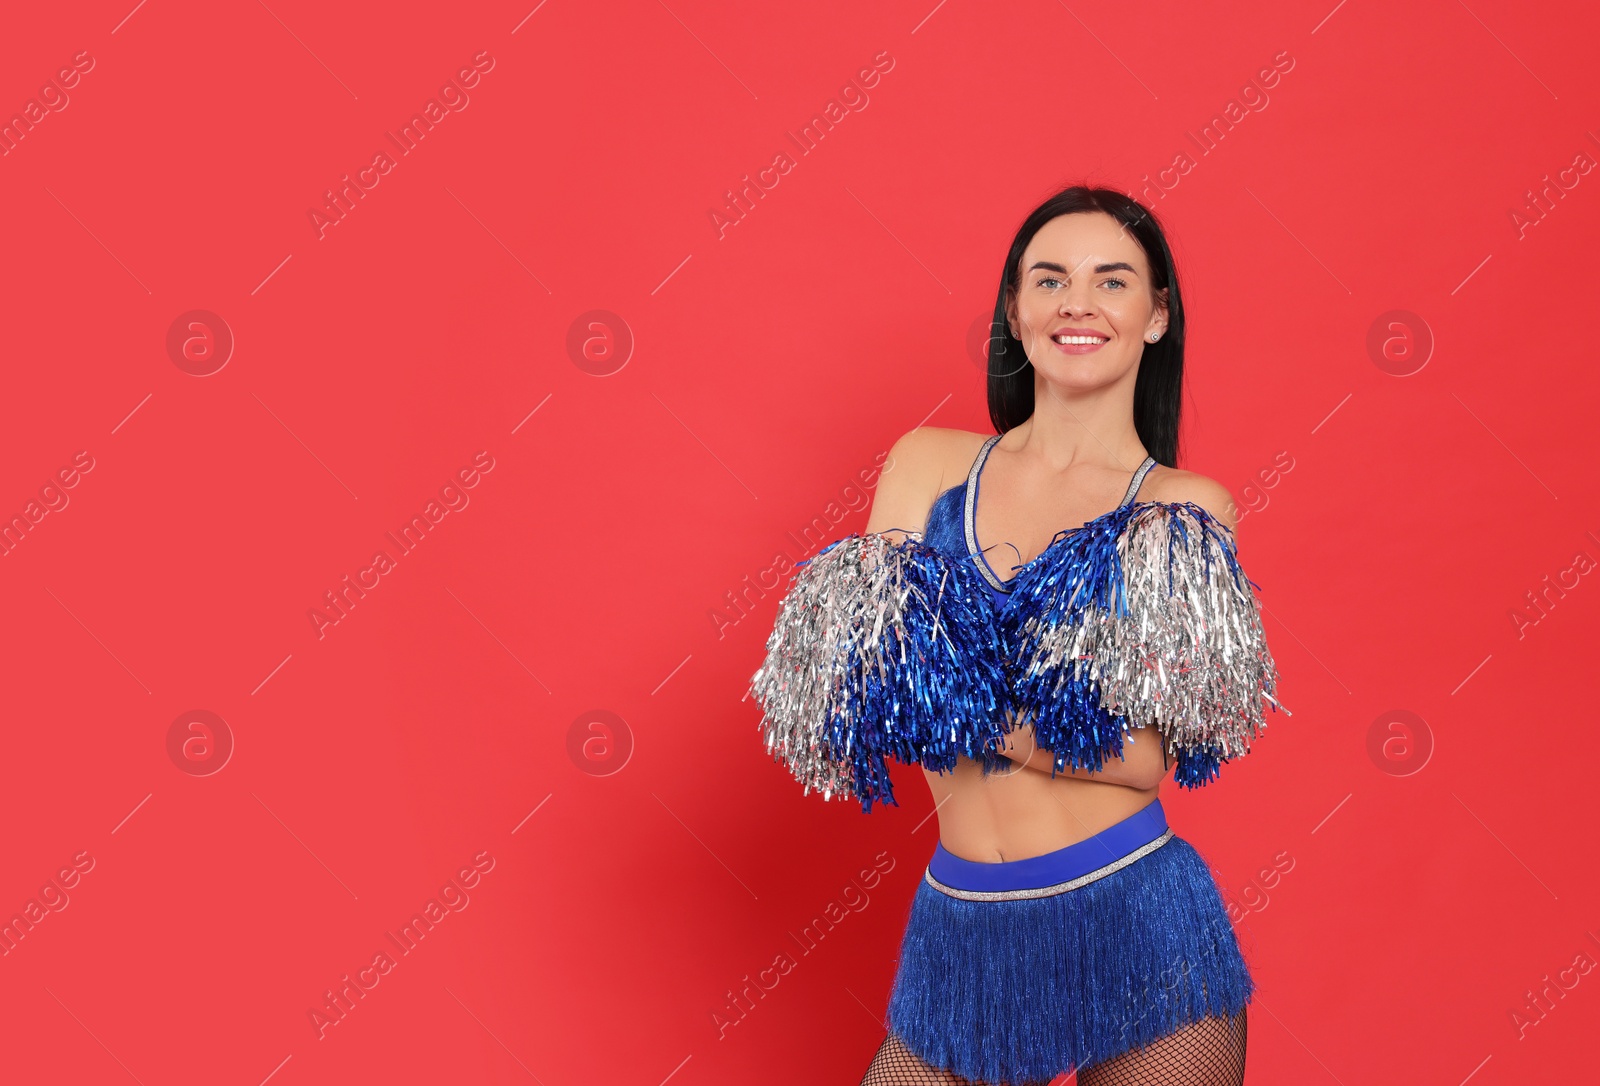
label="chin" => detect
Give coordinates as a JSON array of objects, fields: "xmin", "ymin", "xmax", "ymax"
[{"xmin": 1033, "ymin": 356, "xmax": 1132, "ymax": 389}]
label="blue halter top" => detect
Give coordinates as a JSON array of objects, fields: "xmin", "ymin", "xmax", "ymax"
[{"xmin": 922, "ymin": 434, "xmax": 1159, "ymax": 611}]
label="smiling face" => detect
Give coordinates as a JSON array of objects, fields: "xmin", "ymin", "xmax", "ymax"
[{"xmin": 1005, "ymin": 210, "xmax": 1168, "ymax": 390}]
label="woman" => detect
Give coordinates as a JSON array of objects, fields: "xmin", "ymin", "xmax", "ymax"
[{"xmin": 853, "ymin": 186, "xmax": 1263, "ymax": 1085}]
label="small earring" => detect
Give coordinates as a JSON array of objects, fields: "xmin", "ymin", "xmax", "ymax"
[{"xmin": 1147, "ymin": 333, "xmax": 1160, "ymax": 342}]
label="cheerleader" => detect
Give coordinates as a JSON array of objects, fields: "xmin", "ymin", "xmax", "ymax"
[{"xmin": 751, "ymin": 185, "xmax": 1286, "ymax": 1085}]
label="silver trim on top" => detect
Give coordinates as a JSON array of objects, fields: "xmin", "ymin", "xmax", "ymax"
[
  {"xmin": 923, "ymin": 828, "xmax": 1175, "ymax": 901},
  {"xmin": 1122, "ymin": 456, "xmax": 1158, "ymax": 505},
  {"xmin": 963, "ymin": 435, "xmax": 1006, "ymax": 592}
]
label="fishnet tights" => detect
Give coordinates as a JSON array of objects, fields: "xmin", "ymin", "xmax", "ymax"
[{"xmin": 859, "ymin": 1008, "xmax": 1247, "ymax": 1086}]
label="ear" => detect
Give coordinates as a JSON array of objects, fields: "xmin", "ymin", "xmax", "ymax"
[
  {"xmin": 1004, "ymin": 287, "xmax": 1020, "ymax": 340},
  {"xmin": 1148, "ymin": 287, "xmax": 1170, "ymax": 341}
]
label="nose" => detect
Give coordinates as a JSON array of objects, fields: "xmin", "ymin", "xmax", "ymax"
[{"xmin": 1058, "ymin": 278, "xmax": 1096, "ymax": 317}]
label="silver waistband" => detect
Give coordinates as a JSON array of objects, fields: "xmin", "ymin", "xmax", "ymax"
[{"xmin": 923, "ymin": 828, "xmax": 1175, "ymax": 901}]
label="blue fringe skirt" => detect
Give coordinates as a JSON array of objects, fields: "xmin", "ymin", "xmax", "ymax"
[{"xmin": 885, "ymin": 798, "xmax": 1253, "ymax": 1084}]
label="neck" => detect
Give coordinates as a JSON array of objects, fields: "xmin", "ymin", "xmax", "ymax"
[{"xmin": 1014, "ymin": 373, "xmax": 1146, "ymax": 472}]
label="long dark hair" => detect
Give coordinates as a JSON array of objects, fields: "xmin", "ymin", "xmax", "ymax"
[{"xmin": 986, "ymin": 185, "xmax": 1186, "ymax": 467}]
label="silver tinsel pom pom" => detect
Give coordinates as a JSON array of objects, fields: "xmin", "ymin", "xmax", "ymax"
[
  {"xmin": 748, "ymin": 531, "xmax": 1008, "ymax": 810},
  {"xmin": 1013, "ymin": 502, "xmax": 1286, "ymax": 781}
]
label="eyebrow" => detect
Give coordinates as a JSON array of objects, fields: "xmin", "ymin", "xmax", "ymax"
[{"xmin": 1028, "ymin": 260, "xmax": 1139, "ymax": 275}]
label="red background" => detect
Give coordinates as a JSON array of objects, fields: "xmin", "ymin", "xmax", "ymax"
[{"xmin": 2, "ymin": 1, "xmax": 1597, "ymax": 1082}]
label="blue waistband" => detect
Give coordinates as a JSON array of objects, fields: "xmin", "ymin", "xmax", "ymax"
[{"xmin": 928, "ymin": 798, "xmax": 1169, "ymax": 892}]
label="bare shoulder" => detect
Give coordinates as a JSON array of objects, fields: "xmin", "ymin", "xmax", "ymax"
[
  {"xmin": 1144, "ymin": 465, "xmax": 1239, "ymax": 532},
  {"xmin": 883, "ymin": 426, "xmax": 989, "ymax": 491},
  {"xmin": 865, "ymin": 427, "xmax": 990, "ymax": 538}
]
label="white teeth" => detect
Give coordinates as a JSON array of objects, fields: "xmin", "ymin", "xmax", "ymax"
[{"xmin": 1053, "ymin": 335, "xmax": 1106, "ymax": 345}]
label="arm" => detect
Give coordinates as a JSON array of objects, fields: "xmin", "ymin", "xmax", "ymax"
[
  {"xmin": 992, "ymin": 715, "xmax": 1171, "ymax": 791},
  {"xmin": 862, "ymin": 428, "xmax": 946, "ymax": 541}
]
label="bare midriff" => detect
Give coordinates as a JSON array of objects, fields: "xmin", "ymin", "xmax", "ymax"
[{"xmin": 921, "ymin": 756, "xmax": 1159, "ymax": 864}]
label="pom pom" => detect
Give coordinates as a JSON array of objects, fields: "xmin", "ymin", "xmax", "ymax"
[
  {"xmin": 749, "ymin": 532, "xmax": 1013, "ymax": 812},
  {"xmin": 1004, "ymin": 502, "xmax": 1287, "ymax": 787}
]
